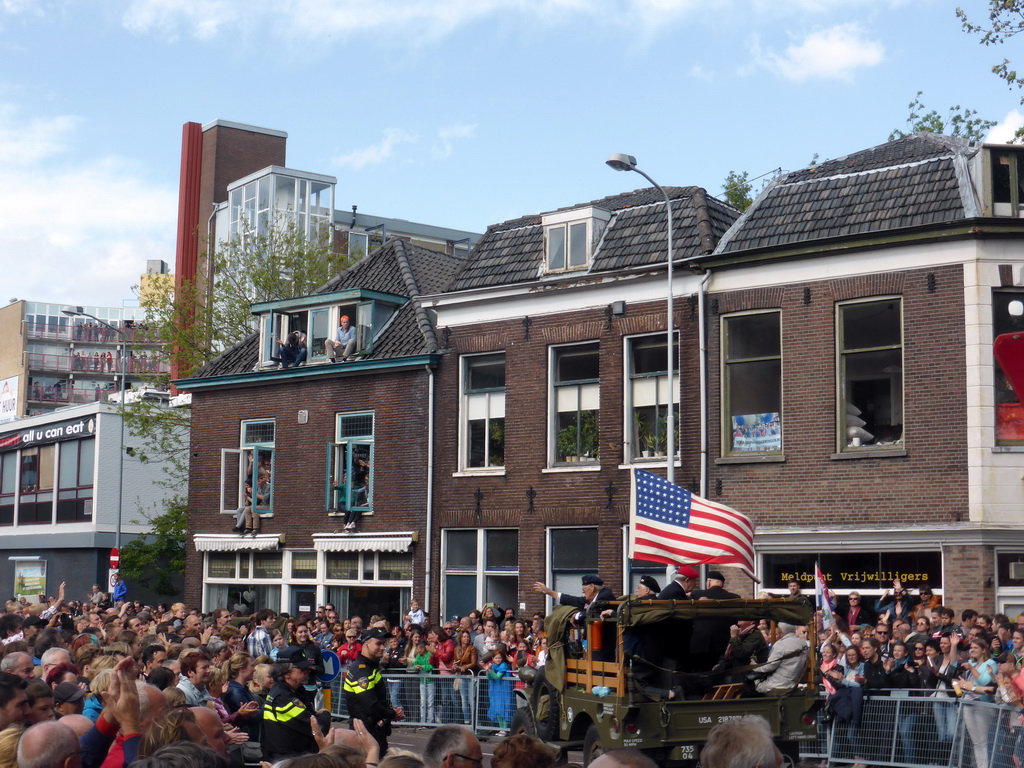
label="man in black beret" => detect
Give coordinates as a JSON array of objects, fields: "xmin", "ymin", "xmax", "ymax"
[
  {"xmin": 636, "ymin": 575, "xmax": 661, "ymax": 598},
  {"xmin": 533, "ymin": 574, "xmax": 615, "ymax": 611}
]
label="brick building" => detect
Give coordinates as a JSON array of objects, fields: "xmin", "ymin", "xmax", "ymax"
[
  {"xmin": 181, "ymin": 131, "xmax": 1024, "ymax": 622},
  {"xmin": 420, "ymin": 133, "xmax": 1024, "ymax": 619},
  {"xmin": 422, "ymin": 186, "xmax": 739, "ymax": 619},
  {"xmin": 177, "ymin": 239, "xmax": 463, "ymax": 619}
]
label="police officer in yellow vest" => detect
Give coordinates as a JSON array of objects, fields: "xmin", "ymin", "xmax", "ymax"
[
  {"xmin": 344, "ymin": 627, "xmax": 405, "ymax": 755},
  {"xmin": 263, "ymin": 646, "xmax": 323, "ymax": 761}
]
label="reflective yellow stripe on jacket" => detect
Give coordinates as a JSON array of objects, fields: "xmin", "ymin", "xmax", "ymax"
[
  {"xmin": 264, "ymin": 698, "xmax": 308, "ymax": 723},
  {"xmin": 343, "ymin": 668, "xmax": 382, "ymax": 694}
]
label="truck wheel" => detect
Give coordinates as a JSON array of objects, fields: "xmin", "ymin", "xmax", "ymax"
[
  {"xmin": 583, "ymin": 724, "xmax": 604, "ymax": 766},
  {"xmin": 776, "ymin": 741, "xmax": 800, "ymax": 767},
  {"xmin": 534, "ymin": 680, "xmax": 561, "ymax": 742},
  {"xmin": 511, "ymin": 707, "xmax": 537, "ymax": 738}
]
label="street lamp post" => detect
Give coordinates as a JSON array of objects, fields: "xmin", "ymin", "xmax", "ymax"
[
  {"xmin": 606, "ymin": 154, "xmax": 676, "ymax": 483},
  {"xmin": 61, "ymin": 305, "xmax": 127, "ymax": 550}
]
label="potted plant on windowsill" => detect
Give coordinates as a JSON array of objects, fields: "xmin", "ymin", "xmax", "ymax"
[
  {"xmin": 634, "ymin": 413, "xmax": 654, "ymax": 458},
  {"xmin": 579, "ymin": 411, "xmax": 599, "ymax": 462},
  {"xmin": 557, "ymin": 424, "xmax": 580, "ymax": 462},
  {"xmin": 488, "ymin": 421, "xmax": 505, "ymax": 466}
]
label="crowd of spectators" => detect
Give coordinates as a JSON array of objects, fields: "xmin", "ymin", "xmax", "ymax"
[
  {"xmin": 3, "ymin": 574, "xmax": 1024, "ymax": 768},
  {"xmin": 817, "ymin": 581, "xmax": 1024, "ymax": 768},
  {"xmin": 0, "ymin": 586, "xmax": 582, "ymax": 768}
]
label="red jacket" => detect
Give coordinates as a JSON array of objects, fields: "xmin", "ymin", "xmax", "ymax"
[{"xmin": 338, "ymin": 641, "xmax": 363, "ymax": 665}]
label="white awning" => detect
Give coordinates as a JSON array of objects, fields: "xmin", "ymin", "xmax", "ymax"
[
  {"xmin": 313, "ymin": 532, "xmax": 417, "ymax": 553},
  {"xmin": 193, "ymin": 534, "xmax": 281, "ymax": 552}
]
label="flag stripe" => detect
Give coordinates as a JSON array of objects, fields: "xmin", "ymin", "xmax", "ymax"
[
  {"xmin": 634, "ymin": 518, "xmax": 754, "ymax": 562},
  {"xmin": 634, "ymin": 529, "xmax": 755, "ymax": 570},
  {"xmin": 629, "ymin": 468, "xmax": 756, "ymax": 575}
]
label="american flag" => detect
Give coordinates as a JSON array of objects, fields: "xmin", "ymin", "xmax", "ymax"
[{"xmin": 629, "ymin": 468, "xmax": 756, "ymax": 578}]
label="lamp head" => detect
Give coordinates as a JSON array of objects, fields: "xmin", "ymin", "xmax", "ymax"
[
  {"xmin": 61, "ymin": 305, "xmax": 85, "ymax": 317},
  {"xmin": 606, "ymin": 153, "xmax": 638, "ymax": 172}
]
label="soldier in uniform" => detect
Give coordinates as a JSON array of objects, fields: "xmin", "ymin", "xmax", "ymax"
[{"xmin": 344, "ymin": 627, "xmax": 405, "ymax": 755}]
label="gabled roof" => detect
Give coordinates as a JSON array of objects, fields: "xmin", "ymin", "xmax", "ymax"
[
  {"xmin": 186, "ymin": 239, "xmax": 462, "ymax": 380},
  {"xmin": 450, "ymin": 187, "xmax": 738, "ymax": 291},
  {"xmin": 715, "ymin": 133, "xmax": 979, "ymax": 255}
]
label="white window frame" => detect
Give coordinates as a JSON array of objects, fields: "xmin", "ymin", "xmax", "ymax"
[
  {"xmin": 623, "ymin": 332, "xmax": 680, "ymax": 464},
  {"xmin": 219, "ymin": 420, "xmax": 275, "ymax": 516},
  {"xmin": 348, "ymin": 231, "xmax": 369, "ymax": 257},
  {"xmin": 836, "ymin": 297, "xmax": 904, "ymax": 452},
  {"xmin": 459, "ymin": 353, "xmax": 506, "ymax": 472},
  {"xmin": 203, "ymin": 550, "xmax": 285, "ymax": 613},
  {"xmin": 541, "ymin": 206, "xmax": 610, "ymax": 275},
  {"xmin": 549, "ymin": 342, "xmax": 600, "ymax": 466},
  {"xmin": 441, "ymin": 528, "xmax": 519, "ymax": 622},
  {"xmin": 721, "ymin": 310, "xmax": 783, "ymax": 456},
  {"xmin": 620, "ymin": 525, "xmax": 667, "ymax": 595},
  {"xmin": 543, "ymin": 525, "xmax": 599, "ymax": 612}
]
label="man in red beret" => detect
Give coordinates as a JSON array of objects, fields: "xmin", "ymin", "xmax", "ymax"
[{"xmin": 658, "ymin": 565, "xmax": 699, "ymax": 600}]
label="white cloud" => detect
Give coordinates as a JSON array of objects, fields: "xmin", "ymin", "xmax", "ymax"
[
  {"xmin": 117, "ymin": 0, "xmax": 701, "ymax": 43},
  {"xmin": 987, "ymin": 110, "xmax": 1024, "ymax": 144},
  {"xmin": 688, "ymin": 64, "xmax": 714, "ymax": 81},
  {"xmin": 122, "ymin": 0, "xmax": 239, "ymax": 40},
  {"xmin": 334, "ymin": 129, "xmax": 419, "ymax": 170},
  {"xmin": 753, "ymin": 23, "xmax": 885, "ymax": 82},
  {"xmin": 0, "ymin": 105, "xmax": 79, "ymax": 166},
  {"xmin": 0, "ymin": 0, "xmax": 44, "ymax": 13},
  {"xmin": 434, "ymin": 123, "xmax": 477, "ymax": 159},
  {"xmin": 0, "ymin": 105, "xmax": 177, "ymax": 306}
]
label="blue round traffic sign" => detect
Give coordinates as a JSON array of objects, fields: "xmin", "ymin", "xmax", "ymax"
[{"xmin": 318, "ymin": 650, "xmax": 342, "ymax": 683}]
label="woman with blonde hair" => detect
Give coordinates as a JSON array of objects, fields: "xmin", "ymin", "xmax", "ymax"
[{"xmin": 0, "ymin": 724, "xmax": 24, "ymax": 768}]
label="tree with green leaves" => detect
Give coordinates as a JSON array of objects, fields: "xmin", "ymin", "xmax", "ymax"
[
  {"xmin": 889, "ymin": 91, "xmax": 996, "ymax": 142},
  {"xmin": 957, "ymin": 3, "xmax": 1024, "ymax": 140},
  {"xmin": 958, "ymin": 3, "xmax": 1024, "ymax": 93},
  {"xmin": 118, "ymin": 215, "xmax": 357, "ymax": 594},
  {"xmin": 721, "ymin": 168, "xmax": 782, "ymax": 212},
  {"xmin": 722, "ymin": 170, "xmax": 755, "ymax": 212}
]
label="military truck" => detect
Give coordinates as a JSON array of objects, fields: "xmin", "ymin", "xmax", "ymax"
[{"xmin": 510, "ymin": 598, "xmax": 819, "ymax": 766}]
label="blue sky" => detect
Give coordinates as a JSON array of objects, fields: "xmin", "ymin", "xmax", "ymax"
[{"xmin": 1, "ymin": 0, "xmax": 1021, "ymax": 307}]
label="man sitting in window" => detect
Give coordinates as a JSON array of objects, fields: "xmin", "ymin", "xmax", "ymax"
[
  {"xmin": 277, "ymin": 329, "xmax": 307, "ymax": 369},
  {"xmin": 326, "ymin": 315, "xmax": 357, "ymax": 362}
]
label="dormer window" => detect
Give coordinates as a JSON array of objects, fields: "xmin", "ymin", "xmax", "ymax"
[
  {"xmin": 252, "ymin": 288, "xmax": 404, "ymax": 369},
  {"xmin": 991, "ymin": 149, "xmax": 1024, "ymax": 217},
  {"xmin": 542, "ymin": 206, "xmax": 610, "ymax": 274}
]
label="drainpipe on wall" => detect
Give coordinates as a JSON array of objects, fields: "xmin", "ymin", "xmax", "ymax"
[
  {"xmin": 698, "ymin": 269, "xmax": 711, "ymax": 498},
  {"xmin": 424, "ymin": 365, "xmax": 435, "ymax": 616}
]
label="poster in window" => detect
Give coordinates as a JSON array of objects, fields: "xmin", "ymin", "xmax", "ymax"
[
  {"xmin": 13, "ymin": 559, "xmax": 45, "ymax": 600},
  {"xmin": 731, "ymin": 413, "xmax": 781, "ymax": 452}
]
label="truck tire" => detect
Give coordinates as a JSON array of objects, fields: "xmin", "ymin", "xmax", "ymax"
[
  {"xmin": 510, "ymin": 707, "xmax": 537, "ymax": 738},
  {"xmin": 583, "ymin": 724, "xmax": 604, "ymax": 766},
  {"xmin": 531, "ymin": 668, "xmax": 561, "ymax": 742},
  {"xmin": 776, "ymin": 741, "xmax": 800, "ymax": 767}
]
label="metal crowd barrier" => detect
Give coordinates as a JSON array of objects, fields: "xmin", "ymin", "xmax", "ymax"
[
  {"xmin": 803, "ymin": 687, "xmax": 1024, "ymax": 768},
  {"xmin": 329, "ymin": 669, "xmax": 517, "ymax": 734},
  {"xmin": 329, "ymin": 674, "xmax": 1021, "ymax": 764}
]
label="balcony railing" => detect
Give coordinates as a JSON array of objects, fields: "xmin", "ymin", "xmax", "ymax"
[
  {"xmin": 27, "ymin": 384, "xmax": 114, "ymax": 405},
  {"xmin": 24, "ymin": 321, "xmax": 162, "ymax": 345},
  {"xmin": 26, "ymin": 352, "xmax": 169, "ymax": 375}
]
